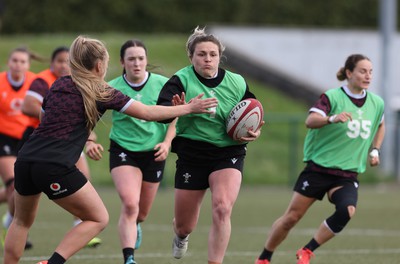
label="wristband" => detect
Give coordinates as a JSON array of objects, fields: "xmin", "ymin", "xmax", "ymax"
[
  {"xmin": 328, "ymin": 115, "xmax": 337, "ymax": 124},
  {"xmin": 369, "ymin": 148, "xmax": 380, "ymax": 158}
]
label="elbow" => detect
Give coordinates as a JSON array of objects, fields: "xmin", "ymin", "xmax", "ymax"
[
  {"xmin": 21, "ymin": 107, "xmax": 33, "ymax": 117},
  {"xmin": 305, "ymin": 118, "xmax": 313, "ymax": 128}
]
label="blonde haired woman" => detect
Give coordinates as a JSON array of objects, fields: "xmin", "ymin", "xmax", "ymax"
[{"xmin": 3, "ymin": 35, "xmax": 217, "ymax": 264}]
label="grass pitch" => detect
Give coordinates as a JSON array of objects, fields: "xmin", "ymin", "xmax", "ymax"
[{"xmin": 1, "ymin": 184, "xmax": 399, "ymax": 264}]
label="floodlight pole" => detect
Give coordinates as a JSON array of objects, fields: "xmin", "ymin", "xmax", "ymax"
[{"xmin": 379, "ymin": 0, "xmax": 397, "ymax": 180}]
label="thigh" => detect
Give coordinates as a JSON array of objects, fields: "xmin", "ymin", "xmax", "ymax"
[
  {"xmin": 174, "ymin": 188, "xmax": 206, "ymax": 228},
  {"xmin": 13, "ymin": 191, "xmax": 41, "ymax": 226},
  {"xmin": 328, "ymin": 178, "xmax": 359, "ymax": 206},
  {"xmin": 138, "ymin": 181, "xmax": 160, "ymax": 218},
  {"xmin": 111, "ymin": 165, "xmax": 142, "ymax": 203},
  {"xmin": 209, "ymin": 168, "xmax": 242, "ymax": 207},
  {"xmin": 0, "ymin": 156, "xmax": 16, "ymax": 182},
  {"xmin": 53, "ymin": 181, "xmax": 108, "ymax": 222},
  {"xmin": 284, "ymin": 191, "xmax": 316, "ymax": 218},
  {"xmin": 75, "ymin": 153, "xmax": 91, "ymax": 179}
]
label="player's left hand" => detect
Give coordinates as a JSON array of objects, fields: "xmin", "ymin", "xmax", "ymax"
[
  {"xmin": 154, "ymin": 142, "xmax": 170, "ymax": 161},
  {"xmin": 369, "ymin": 155, "xmax": 380, "ymax": 166},
  {"xmin": 86, "ymin": 141, "xmax": 104, "ymax": 161}
]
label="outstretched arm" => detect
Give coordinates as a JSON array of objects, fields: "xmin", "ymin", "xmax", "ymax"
[{"xmin": 124, "ymin": 93, "xmax": 217, "ymax": 121}]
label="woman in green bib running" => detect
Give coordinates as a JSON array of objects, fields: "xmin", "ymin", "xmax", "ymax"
[
  {"xmin": 255, "ymin": 54, "xmax": 385, "ymax": 264},
  {"xmin": 157, "ymin": 26, "xmax": 263, "ymax": 264},
  {"xmin": 105, "ymin": 39, "xmax": 176, "ymax": 264}
]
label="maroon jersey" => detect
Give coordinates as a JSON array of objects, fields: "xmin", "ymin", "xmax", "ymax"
[{"xmin": 18, "ymin": 76, "xmax": 133, "ymax": 166}]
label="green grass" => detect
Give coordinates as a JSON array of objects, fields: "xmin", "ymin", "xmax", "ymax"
[
  {"xmin": 2, "ymin": 185, "xmax": 400, "ymax": 263},
  {"xmin": 0, "ymin": 33, "xmax": 392, "ymax": 186}
]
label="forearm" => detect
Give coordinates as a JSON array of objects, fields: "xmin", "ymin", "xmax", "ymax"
[
  {"xmin": 125, "ymin": 102, "xmax": 191, "ymax": 122},
  {"xmin": 163, "ymin": 118, "xmax": 177, "ymax": 144},
  {"xmin": 305, "ymin": 112, "xmax": 330, "ymax": 128},
  {"xmin": 372, "ymin": 122, "xmax": 385, "ymax": 149},
  {"xmin": 22, "ymin": 98, "xmax": 42, "ymax": 118}
]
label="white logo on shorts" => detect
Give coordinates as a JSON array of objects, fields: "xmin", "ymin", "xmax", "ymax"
[
  {"xmin": 157, "ymin": 170, "xmax": 162, "ymax": 178},
  {"xmin": 183, "ymin": 173, "xmax": 191, "ymax": 183},
  {"xmin": 231, "ymin": 158, "xmax": 238, "ymax": 164},
  {"xmin": 302, "ymin": 180, "xmax": 310, "ymax": 191},
  {"xmin": 119, "ymin": 152, "xmax": 127, "ymax": 162},
  {"xmin": 3, "ymin": 145, "xmax": 11, "ymax": 155}
]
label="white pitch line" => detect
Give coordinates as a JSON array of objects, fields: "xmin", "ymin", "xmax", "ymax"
[{"xmin": 19, "ymin": 248, "xmax": 400, "ymax": 262}]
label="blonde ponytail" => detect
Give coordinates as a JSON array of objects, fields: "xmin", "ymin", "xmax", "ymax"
[{"xmin": 69, "ymin": 36, "xmax": 114, "ymax": 130}]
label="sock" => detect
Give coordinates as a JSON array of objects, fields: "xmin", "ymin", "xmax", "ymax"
[
  {"xmin": 48, "ymin": 252, "xmax": 66, "ymax": 264},
  {"xmin": 304, "ymin": 238, "xmax": 320, "ymax": 252},
  {"xmin": 2, "ymin": 211, "xmax": 13, "ymax": 228},
  {"xmin": 123, "ymin": 247, "xmax": 135, "ymax": 262},
  {"xmin": 259, "ymin": 248, "xmax": 273, "ymax": 261}
]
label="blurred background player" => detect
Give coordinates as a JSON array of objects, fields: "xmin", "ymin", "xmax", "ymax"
[
  {"xmin": 20, "ymin": 46, "xmax": 102, "ymax": 248},
  {"xmin": 103, "ymin": 39, "xmax": 176, "ymax": 264},
  {"xmin": 157, "ymin": 26, "xmax": 263, "ymax": 264},
  {"xmin": 0, "ymin": 46, "xmax": 41, "ymax": 250},
  {"xmin": 255, "ymin": 54, "xmax": 385, "ymax": 264}
]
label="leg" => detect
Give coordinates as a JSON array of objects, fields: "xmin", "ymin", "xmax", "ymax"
[
  {"xmin": 73, "ymin": 154, "xmax": 102, "ymax": 248},
  {"xmin": 52, "ymin": 181, "xmax": 109, "ymax": 259},
  {"xmin": 111, "ymin": 166, "xmax": 142, "ymax": 249},
  {"xmin": 312, "ymin": 185, "xmax": 358, "ymax": 246},
  {"xmin": 208, "ymin": 168, "xmax": 242, "ymax": 264},
  {"xmin": 4, "ymin": 191, "xmax": 40, "ymax": 264},
  {"xmin": 0, "ymin": 186, "xmax": 7, "ymax": 204},
  {"xmin": 137, "ymin": 181, "xmax": 160, "ymax": 223},
  {"xmin": 73, "ymin": 154, "xmax": 91, "ymax": 227},
  {"xmin": 265, "ymin": 192, "xmax": 316, "ymax": 251},
  {"xmin": 0, "ymin": 156, "xmax": 17, "ymax": 220},
  {"xmin": 76, "ymin": 153, "xmax": 91, "ymax": 180},
  {"xmin": 172, "ymin": 188, "xmax": 206, "ymax": 259},
  {"xmin": 174, "ymin": 188, "xmax": 206, "ymax": 237}
]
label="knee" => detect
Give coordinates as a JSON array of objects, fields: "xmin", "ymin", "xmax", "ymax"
[
  {"xmin": 347, "ymin": 205, "xmax": 356, "ymax": 218},
  {"xmin": 280, "ymin": 212, "xmax": 302, "ymax": 230},
  {"xmin": 212, "ymin": 201, "xmax": 233, "ymax": 224},
  {"xmin": 325, "ymin": 205, "xmax": 354, "ymax": 234},
  {"xmin": 174, "ymin": 219, "xmax": 193, "ymax": 236},
  {"xmin": 122, "ymin": 200, "xmax": 139, "ymax": 218},
  {"xmin": 137, "ymin": 211, "xmax": 148, "ymax": 223},
  {"xmin": 98, "ymin": 210, "xmax": 109, "ymax": 230}
]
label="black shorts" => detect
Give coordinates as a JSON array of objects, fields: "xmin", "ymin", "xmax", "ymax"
[
  {"xmin": 17, "ymin": 126, "xmax": 35, "ymax": 151},
  {"xmin": 175, "ymin": 155, "xmax": 245, "ymax": 190},
  {"xmin": 14, "ymin": 160, "xmax": 88, "ymax": 200},
  {"xmin": 0, "ymin": 134, "xmax": 20, "ymax": 157},
  {"xmin": 293, "ymin": 168, "xmax": 359, "ymax": 201},
  {"xmin": 109, "ymin": 140, "xmax": 165, "ymax": 183}
]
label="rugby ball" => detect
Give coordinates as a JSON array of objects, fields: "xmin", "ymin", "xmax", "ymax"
[{"xmin": 226, "ymin": 98, "xmax": 264, "ymax": 141}]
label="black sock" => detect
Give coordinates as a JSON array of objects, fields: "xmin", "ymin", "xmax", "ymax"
[
  {"xmin": 123, "ymin": 247, "xmax": 135, "ymax": 262},
  {"xmin": 48, "ymin": 252, "xmax": 66, "ymax": 264},
  {"xmin": 304, "ymin": 238, "xmax": 320, "ymax": 252},
  {"xmin": 259, "ymin": 248, "xmax": 273, "ymax": 261}
]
